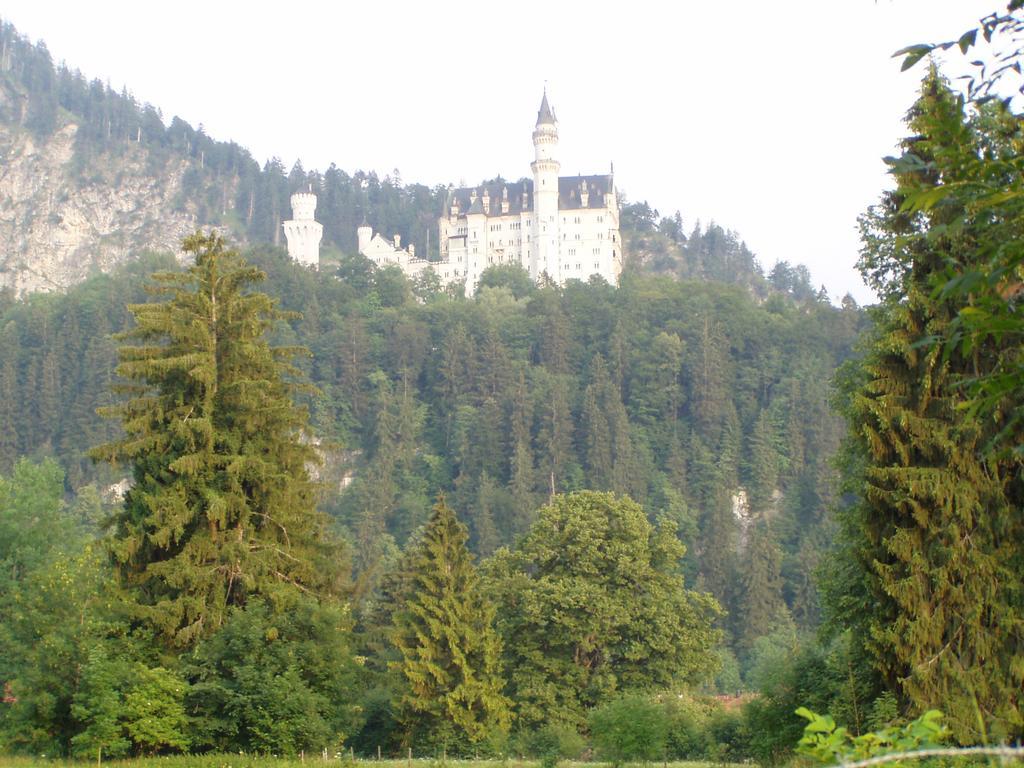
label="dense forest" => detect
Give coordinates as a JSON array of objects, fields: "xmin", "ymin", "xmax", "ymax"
[
  {"xmin": 2, "ymin": 6, "xmax": 1023, "ymax": 764},
  {"xmin": 0, "ymin": 234, "xmax": 861, "ymax": 759}
]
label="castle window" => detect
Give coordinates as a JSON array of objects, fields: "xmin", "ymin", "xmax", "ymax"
[{"xmin": 598, "ymin": 216, "xmax": 604, "ymax": 223}]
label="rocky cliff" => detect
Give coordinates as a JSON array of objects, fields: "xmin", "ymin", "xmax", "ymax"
[{"xmin": 0, "ymin": 117, "xmax": 216, "ymax": 295}]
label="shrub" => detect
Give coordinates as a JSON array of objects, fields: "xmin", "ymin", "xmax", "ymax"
[
  {"xmin": 589, "ymin": 694, "xmax": 668, "ymax": 766},
  {"xmin": 705, "ymin": 707, "xmax": 751, "ymax": 763},
  {"xmin": 517, "ymin": 723, "xmax": 586, "ymax": 768},
  {"xmin": 663, "ymin": 693, "xmax": 712, "ymax": 760}
]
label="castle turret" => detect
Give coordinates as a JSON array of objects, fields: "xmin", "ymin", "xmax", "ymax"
[
  {"xmin": 357, "ymin": 218, "xmax": 372, "ymax": 255},
  {"xmin": 531, "ymin": 89, "xmax": 560, "ymax": 282},
  {"xmin": 283, "ymin": 191, "xmax": 323, "ymax": 268}
]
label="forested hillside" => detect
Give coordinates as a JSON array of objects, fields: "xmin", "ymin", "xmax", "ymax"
[
  {"xmin": 0, "ymin": 242, "xmax": 865, "ymax": 672},
  {"xmin": 0, "ymin": 13, "xmax": 888, "ymax": 759}
]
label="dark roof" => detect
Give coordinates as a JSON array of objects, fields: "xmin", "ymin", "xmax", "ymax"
[
  {"xmin": 449, "ymin": 180, "xmax": 533, "ymax": 217},
  {"xmin": 447, "ymin": 174, "xmax": 615, "ymax": 217},
  {"xmin": 536, "ymin": 91, "xmax": 556, "ymax": 126},
  {"xmin": 558, "ymin": 174, "xmax": 614, "ymax": 210}
]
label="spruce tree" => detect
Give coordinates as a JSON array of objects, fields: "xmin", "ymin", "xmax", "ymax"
[
  {"xmin": 832, "ymin": 71, "xmax": 1024, "ymax": 742},
  {"xmin": 735, "ymin": 523, "xmax": 786, "ymax": 655},
  {"xmin": 390, "ymin": 496, "xmax": 510, "ymax": 750},
  {"xmin": 92, "ymin": 232, "xmax": 329, "ymax": 647}
]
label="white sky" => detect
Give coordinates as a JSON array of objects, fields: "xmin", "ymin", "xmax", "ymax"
[{"xmin": 0, "ymin": 1, "xmax": 1006, "ymax": 304}]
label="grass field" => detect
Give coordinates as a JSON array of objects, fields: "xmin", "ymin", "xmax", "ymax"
[{"xmin": 0, "ymin": 757, "xmax": 749, "ymax": 768}]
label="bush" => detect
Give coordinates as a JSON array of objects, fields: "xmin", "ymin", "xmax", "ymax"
[
  {"xmin": 589, "ymin": 694, "xmax": 668, "ymax": 766},
  {"xmin": 185, "ymin": 597, "xmax": 362, "ymax": 755},
  {"xmin": 664, "ymin": 693, "xmax": 712, "ymax": 760},
  {"xmin": 516, "ymin": 723, "xmax": 586, "ymax": 768},
  {"xmin": 705, "ymin": 708, "xmax": 751, "ymax": 763}
]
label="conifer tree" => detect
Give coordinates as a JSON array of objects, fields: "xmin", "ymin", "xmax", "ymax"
[
  {"xmin": 0, "ymin": 323, "xmax": 19, "ymax": 472},
  {"xmin": 537, "ymin": 374, "xmax": 573, "ymax": 497},
  {"xmin": 735, "ymin": 523, "xmax": 786, "ymax": 655},
  {"xmin": 832, "ymin": 71, "xmax": 1024, "ymax": 742},
  {"xmin": 390, "ymin": 496, "xmax": 510, "ymax": 750},
  {"xmin": 93, "ymin": 232, "xmax": 330, "ymax": 647},
  {"xmin": 508, "ymin": 370, "xmax": 537, "ymax": 536}
]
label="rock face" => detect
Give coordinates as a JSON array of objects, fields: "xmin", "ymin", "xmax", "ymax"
[{"xmin": 0, "ymin": 120, "xmax": 219, "ymax": 295}]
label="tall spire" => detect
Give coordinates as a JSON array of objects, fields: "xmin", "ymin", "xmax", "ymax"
[{"xmin": 536, "ymin": 88, "xmax": 556, "ymax": 126}]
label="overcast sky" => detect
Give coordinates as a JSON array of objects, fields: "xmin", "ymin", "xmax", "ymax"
[{"xmin": 0, "ymin": 1, "xmax": 1006, "ymax": 303}]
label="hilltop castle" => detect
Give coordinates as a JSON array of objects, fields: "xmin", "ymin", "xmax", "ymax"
[
  {"xmin": 282, "ymin": 189, "xmax": 322, "ymax": 268},
  {"xmin": 286, "ymin": 92, "xmax": 622, "ymax": 293}
]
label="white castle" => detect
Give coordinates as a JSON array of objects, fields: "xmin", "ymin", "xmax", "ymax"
[
  {"xmin": 282, "ymin": 189, "xmax": 322, "ymax": 268},
  {"xmin": 285, "ymin": 92, "xmax": 622, "ymax": 293}
]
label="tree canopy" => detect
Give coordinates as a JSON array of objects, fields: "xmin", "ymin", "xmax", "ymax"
[
  {"xmin": 484, "ymin": 491, "xmax": 720, "ymax": 728},
  {"xmin": 93, "ymin": 232, "xmax": 333, "ymax": 646}
]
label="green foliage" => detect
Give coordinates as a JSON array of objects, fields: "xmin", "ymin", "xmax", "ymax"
[
  {"xmin": 0, "ymin": 238, "xmax": 858, "ymax": 668},
  {"xmin": 71, "ymin": 652, "xmax": 189, "ymax": 759},
  {"xmin": 485, "ymin": 492, "xmax": 720, "ymax": 728},
  {"xmin": 515, "ymin": 723, "xmax": 586, "ymax": 768},
  {"xmin": 891, "ymin": 6, "xmax": 1024, "ymax": 459},
  {"xmin": 704, "ymin": 708, "xmax": 751, "ymax": 764},
  {"xmin": 663, "ymin": 695, "xmax": 711, "ymax": 760},
  {"xmin": 830, "ymin": 69, "xmax": 1024, "ymax": 743},
  {"xmin": 795, "ymin": 708, "xmax": 947, "ymax": 765},
  {"xmin": 0, "ymin": 460, "xmax": 111, "ymax": 755},
  {"xmin": 742, "ymin": 634, "xmax": 877, "ymax": 765},
  {"xmin": 186, "ymin": 597, "xmax": 361, "ymax": 755},
  {"xmin": 93, "ymin": 233, "xmax": 333, "ymax": 646},
  {"xmin": 477, "ymin": 264, "xmax": 535, "ymax": 300},
  {"xmin": 390, "ymin": 498, "xmax": 510, "ymax": 751},
  {"xmin": 588, "ymin": 694, "xmax": 668, "ymax": 766}
]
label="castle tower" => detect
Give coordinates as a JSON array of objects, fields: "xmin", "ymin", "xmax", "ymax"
[
  {"xmin": 357, "ymin": 217, "xmax": 373, "ymax": 255},
  {"xmin": 531, "ymin": 89, "xmax": 560, "ymax": 282},
  {"xmin": 282, "ymin": 191, "xmax": 323, "ymax": 268}
]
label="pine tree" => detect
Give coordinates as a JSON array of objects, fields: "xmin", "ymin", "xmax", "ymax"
[
  {"xmin": 92, "ymin": 233, "xmax": 330, "ymax": 647},
  {"xmin": 508, "ymin": 370, "xmax": 537, "ymax": 536},
  {"xmin": 832, "ymin": 71, "xmax": 1024, "ymax": 742},
  {"xmin": 735, "ymin": 523, "xmax": 786, "ymax": 655},
  {"xmin": 537, "ymin": 374, "xmax": 573, "ymax": 496},
  {"xmin": 0, "ymin": 323, "xmax": 20, "ymax": 472},
  {"xmin": 390, "ymin": 497, "xmax": 510, "ymax": 750},
  {"xmin": 746, "ymin": 410, "xmax": 780, "ymax": 511},
  {"xmin": 581, "ymin": 358, "xmax": 613, "ymax": 489}
]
